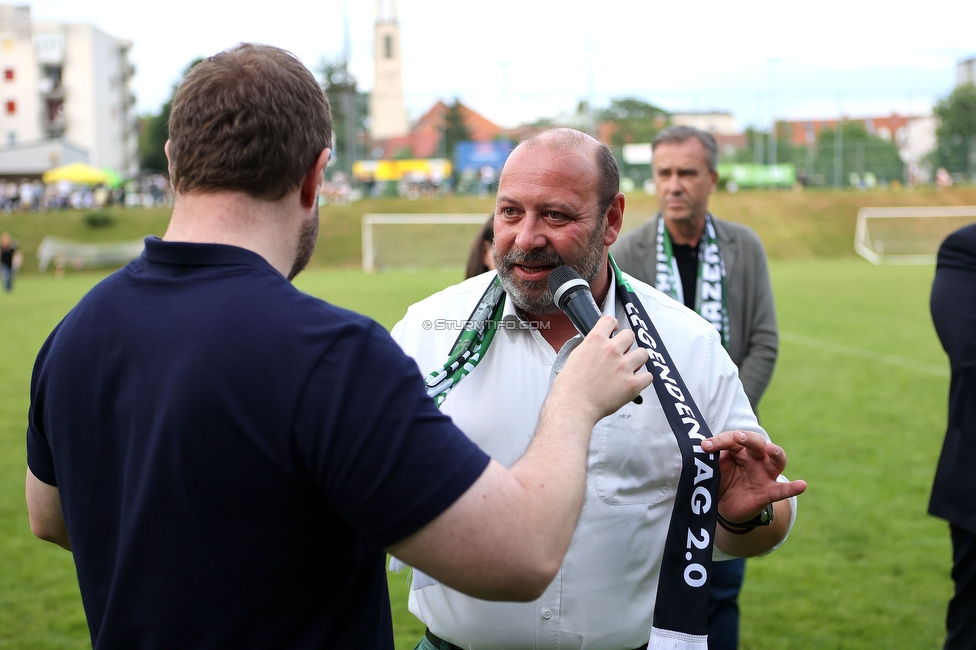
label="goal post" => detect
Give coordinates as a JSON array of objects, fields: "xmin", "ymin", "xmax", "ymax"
[
  {"xmin": 362, "ymin": 213, "xmax": 490, "ymax": 273},
  {"xmin": 36, "ymin": 236, "xmax": 145, "ymax": 272},
  {"xmin": 854, "ymin": 206, "xmax": 976, "ymax": 265}
]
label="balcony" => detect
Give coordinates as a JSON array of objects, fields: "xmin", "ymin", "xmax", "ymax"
[
  {"xmin": 42, "ymin": 114, "xmax": 67, "ymax": 139},
  {"xmin": 38, "ymin": 81, "xmax": 65, "ymax": 101}
]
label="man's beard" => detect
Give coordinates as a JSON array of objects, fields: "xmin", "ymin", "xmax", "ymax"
[
  {"xmin": 494, "ymin": 221, "xmax": 606, "ymax": 315},
  {"xmin": 288, "ymin": 205, "xmax": 319, "ymax": 281}
]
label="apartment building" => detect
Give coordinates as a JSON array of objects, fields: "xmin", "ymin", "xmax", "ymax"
[
  {"xmin": 0, "ymin": 4, "xmax": 138, "ymax": 177},
  {"xmin": 958, "ymin": 55, "xmax": 976, "ymax": 87}
]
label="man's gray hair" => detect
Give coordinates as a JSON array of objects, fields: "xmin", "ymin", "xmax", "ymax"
[{"xmin": 652, "ymin": 125, "xmax": 719, "ymax": 174}]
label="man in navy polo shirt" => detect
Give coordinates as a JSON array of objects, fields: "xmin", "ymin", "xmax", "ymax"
[{"xmin": 25, "ymin": 43, "xmax": 652, "ymax": 649}]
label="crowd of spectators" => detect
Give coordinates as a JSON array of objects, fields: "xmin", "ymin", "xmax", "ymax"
[{"xmin": 0, "ymin": 174, "xmax": 173, "ymax": 213}]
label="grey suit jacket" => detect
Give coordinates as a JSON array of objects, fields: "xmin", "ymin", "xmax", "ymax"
[{"xmin": 611, "ymin": 214, "xmax": 779, "ymax": 412}]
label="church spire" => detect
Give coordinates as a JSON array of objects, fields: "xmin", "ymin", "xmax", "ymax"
[
  {"xmin": 370, "ymin": 0, "xmax": 409, "ymax": 140},
  {"xmin": 376, "ymin": 0, "xmax": 397, "ymax": 24}
]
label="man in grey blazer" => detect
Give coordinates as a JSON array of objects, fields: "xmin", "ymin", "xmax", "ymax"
[{"xmin": 611, "ymin": 125, "xmax": 778, "ymax": 650}]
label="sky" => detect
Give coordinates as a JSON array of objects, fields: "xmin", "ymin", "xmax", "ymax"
[{"xmin": 26, "ymin": 0, "xmax": 976, "ymax": 131}]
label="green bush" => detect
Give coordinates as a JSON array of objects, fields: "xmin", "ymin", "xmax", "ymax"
[{"xmin": 83, "ymin": 212, "xmax": 115, "ymax": 229}]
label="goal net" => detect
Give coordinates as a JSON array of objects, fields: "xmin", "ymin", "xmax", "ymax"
[
  {"xmin": 37, "ymin": 236, "xmax": 145, "ymax": 272},
  {"xmin": 854, "ymin": 206, "xmax": 976, "ymax": 265},
  {"xmin": 362, "ymin": 213, "xmax": 491, "ymax": 273}
]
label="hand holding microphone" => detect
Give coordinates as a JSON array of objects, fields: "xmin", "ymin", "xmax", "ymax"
[{"xmin": 548, "ymin": 265, "xmax": 644, "ymax": 405}]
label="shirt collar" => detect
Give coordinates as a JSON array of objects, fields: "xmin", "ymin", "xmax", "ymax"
[{"xmin": 141, "ymin": 236, "xmax": 278, "ymax": 274}]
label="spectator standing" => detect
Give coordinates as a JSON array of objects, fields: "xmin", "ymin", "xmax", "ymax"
[
  {"xmin": 1, "ymin": 232, "xmax": 22, "ymax": 292},
  {"xmin": 18, "ymin": 179, "xmax": 35, "ymax": 211},
  {"xmin": 478, "ymin": 165, "xmax": 495, "ymax": 197}
]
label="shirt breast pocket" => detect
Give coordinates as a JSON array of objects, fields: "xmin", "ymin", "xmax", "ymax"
[{"xmin": 593, "ymin": 407, "xmax": 680, "ymax": 506}]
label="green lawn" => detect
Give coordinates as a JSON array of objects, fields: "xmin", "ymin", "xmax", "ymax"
[
  {"xmin": 0, "ymin": 187, "xmax": 968, "ymax": 648},
  {"xmin": 0, "ymin": 257, "xmax": 954, "ymax": 649}
]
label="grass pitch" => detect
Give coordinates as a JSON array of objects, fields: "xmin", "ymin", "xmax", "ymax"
[
  {"xmin": 0, "ymin": 258, "xmax": 952, "ymax": 649},
  {"xmin": 0, "ymin": 186, "xmax": 966, "ymax": 648}
]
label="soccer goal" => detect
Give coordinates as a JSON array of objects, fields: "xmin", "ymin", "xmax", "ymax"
[
  {"xmin": 854, "ymin": 206, "xmax": 976, "ymax": 265},
  {"xmin": 37, "ymin": 236, "xmax": 145, "ymax": 272},
  {"xmin": 361, "ymin": 213, "xmax": 491, "ymax": 273}
]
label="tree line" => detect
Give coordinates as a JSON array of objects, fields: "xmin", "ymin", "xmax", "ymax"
[{"xmin": 137, "ymin": 59, "xmax": 976, "ymax": 188}]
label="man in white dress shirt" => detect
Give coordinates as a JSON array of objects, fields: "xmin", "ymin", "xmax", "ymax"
[{"xmin": 391, "ymin": 128, "xmax": 806, "ymax": 650}]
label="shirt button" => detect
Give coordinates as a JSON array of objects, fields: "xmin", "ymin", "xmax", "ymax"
[{"xmin": 542, "ymin": 609, "xmax": 552, "ymax": 620}]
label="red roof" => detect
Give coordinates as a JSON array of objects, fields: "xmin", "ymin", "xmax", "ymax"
[{"xmin": 374, "ymin": 100, "xmax": 514, "ymax": 158}]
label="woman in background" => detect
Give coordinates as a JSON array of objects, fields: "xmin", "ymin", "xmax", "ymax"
[{"xmin": 464, "ymin": 215, "xmax": 495, "ymax": 279}]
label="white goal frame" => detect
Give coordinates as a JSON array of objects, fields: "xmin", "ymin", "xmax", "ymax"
[
  {"xmin": 854, "ymin": 206, "xmax": 976, "ymax": 265},
  {"xmin": 361, "ymin": 213, "xmax": 489, "ymax": 273},
  {"xmin": 37, "ymin": 236, "xmax": 145, "ymax": 272}
]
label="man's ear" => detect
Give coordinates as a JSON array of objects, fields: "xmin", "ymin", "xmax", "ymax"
[
  {"xmin": 164, "ymin": 141, "xmax": 174, "ymax": 181},
  {"xmin": 300, "ymin": 148, "xmax": 331, "ymax": 209},
  {"xmin": 603, "ymin": 193, "xmax": 626, "ymax": 247}
]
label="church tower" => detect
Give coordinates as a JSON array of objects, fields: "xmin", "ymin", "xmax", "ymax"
[{"xmin": 370, "ymin": 0, "xmax": 409, "ymax": 140}]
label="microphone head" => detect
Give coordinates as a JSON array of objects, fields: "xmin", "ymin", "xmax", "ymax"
[{"xmin": 547, "ymin": 265, "xmax": 589, "ymax": 309}]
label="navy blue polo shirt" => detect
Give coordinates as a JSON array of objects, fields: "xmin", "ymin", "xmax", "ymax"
[{"xmin": 27, "ymin": 237, "xmax": 489, "ymax": 649}]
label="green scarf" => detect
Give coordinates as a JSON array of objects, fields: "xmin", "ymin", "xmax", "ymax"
[
  {"xmin": 424, "ymin": 276, "xmax": 506, "ymax": 407},
  {"xmin": 655, "ymin": 214, "xmax": 730, "ymax": 350}
]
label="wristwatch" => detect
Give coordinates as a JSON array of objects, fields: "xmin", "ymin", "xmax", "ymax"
[{"xmin": 716, "ymin": 503, "xmax": 774, "ymax": 535}]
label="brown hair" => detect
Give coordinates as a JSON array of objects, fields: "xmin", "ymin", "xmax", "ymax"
[
  {"xmin": 167, "ymin": 43, "xmax": 332, "ymax": 201},
  {"xmin": 465, "ymin": 215, "xmax": 495, "ymax": 279}
]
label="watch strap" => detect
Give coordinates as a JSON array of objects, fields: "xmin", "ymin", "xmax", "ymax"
[{"xmin": 716, "ymin": 503, "xmax": 774, "ymax": 534}]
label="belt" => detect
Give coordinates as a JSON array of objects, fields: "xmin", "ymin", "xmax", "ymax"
[{"xmin": 425, "ymin": 628, "xmax": 649, "ymax": 650}]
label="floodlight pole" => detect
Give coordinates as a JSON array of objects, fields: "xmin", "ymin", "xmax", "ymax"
[{"xmin": 768, "ymin": 58, "xmax": 780, "ymax": 167}]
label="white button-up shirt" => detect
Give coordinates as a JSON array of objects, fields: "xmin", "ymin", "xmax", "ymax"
[{"xmin": 391, "ymin": 271, "xmax": 791, "ymax": 650}]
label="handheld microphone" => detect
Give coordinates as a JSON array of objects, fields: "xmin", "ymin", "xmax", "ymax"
[
  {"xmin": 548, "ymin": 265, "xmax": 602, "ymax": 336},
  {"xmin": 548, "ymin": 265, "xmax": 643, "ymax": 405}
]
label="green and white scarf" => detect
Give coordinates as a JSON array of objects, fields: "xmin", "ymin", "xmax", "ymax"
[
  {"xmin": 655, "ymin": 214, "xmax": 730, "ymax": 350},
  {"xmin": 424, "ymin": 276, "xmax": 506, "ymax": 407}
]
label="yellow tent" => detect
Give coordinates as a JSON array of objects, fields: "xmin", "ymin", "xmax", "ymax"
[{"xmin": 42, "ymin": 162, "xmax": 110, "ymax": 185}]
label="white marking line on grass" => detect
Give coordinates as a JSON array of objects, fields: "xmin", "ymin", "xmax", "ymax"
[{"xmin": 781, "ymin": 332, "xmax": 948, "ymax": 378}]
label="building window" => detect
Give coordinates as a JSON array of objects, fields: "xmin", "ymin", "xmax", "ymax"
[
  {"xmin": 4, "ymin": 68, "xmax": 13, "ymax": 81},
  {"xmin": 5, "ymin": 100, "xmax": 15, "ymax": 115},
  {"xmin": 384, "ymin": 35, "xmax": 393, "ymax": 59}
]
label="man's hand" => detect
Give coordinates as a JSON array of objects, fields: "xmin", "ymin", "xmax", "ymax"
[
  {"xmin": 550, "ymin": 315, "xmax": 651, "ymax": 422},
  {"xmin": 702, "ymin": 430, "xmax": 807, "ymax": 556},
  {"xmin": 702, "ymin": 430, "xmax": 806, "ymax": 521}
]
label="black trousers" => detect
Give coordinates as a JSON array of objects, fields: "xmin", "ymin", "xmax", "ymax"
[
  {"xmin": 708, "ymin": 557, "xmax": 745, "ymax": 650},
  {"xmin": 945, "ymin": 524, "xmax": 976, "ymax": 650}
]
